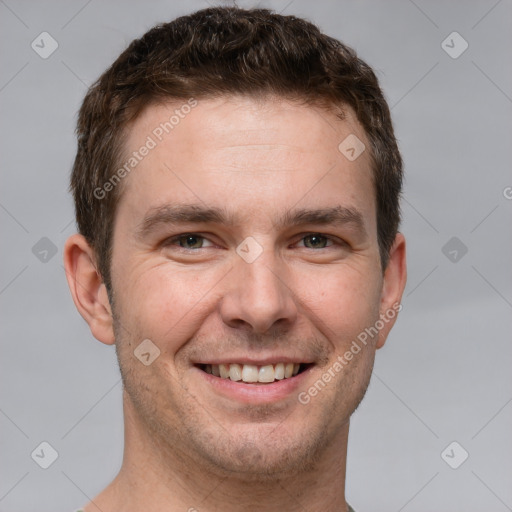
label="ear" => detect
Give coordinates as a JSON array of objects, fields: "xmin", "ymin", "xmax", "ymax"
[
  {"xmin": 376, "ymin": 232, "xmax": 407, "ymax": 349},
  {"xmin": 63, "ymin": 233, "xmax": 115, "ymax": 345}
]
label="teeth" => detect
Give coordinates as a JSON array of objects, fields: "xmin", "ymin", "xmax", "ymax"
[
  {"xmin": 219, "ymin": 363, "xmax": 230, "ymax": 379},
  {"xmin": 274, "ymin": 363, "xmax": 285, "ymax": 380},
  {"xmin": 258, "ymin": 365, "xmax": 275, "ymax": 383},
  {"xmin": 229, "ymin": 363, "xmax": 242, "ymax": 381},
  {"xmin": 242, "ymin": 364, "xmax": 259, "ymax": 383},
  {"xmin": 205, "ymin": 363, "xmax": 303, "ymax": 383}
]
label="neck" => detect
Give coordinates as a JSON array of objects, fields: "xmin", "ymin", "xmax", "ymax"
[{"xmin": 86, "ymin": 392, "xmax": 350, "ymax": 512}]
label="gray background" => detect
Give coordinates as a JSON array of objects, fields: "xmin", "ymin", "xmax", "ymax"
[{"xmin": 1, "ymin": 0, "xmax": 511, "ymax": 511}]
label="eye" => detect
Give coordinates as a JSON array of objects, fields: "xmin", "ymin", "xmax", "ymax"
[
  {"xmin": 165, "ymin": 234, "xmax": 214, "ymax": 250},
  {"xmin": 162, "ymin": 232, "xmax": 345, "ymax": 252},
  {"xmin": 296, "ymin": 233, "xmax": 337, "ymax": 249}
]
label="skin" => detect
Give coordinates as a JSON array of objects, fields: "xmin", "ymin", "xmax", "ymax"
[{"xmin": 64, "ymin": 95, "xmax": 406, "ymax": 512}]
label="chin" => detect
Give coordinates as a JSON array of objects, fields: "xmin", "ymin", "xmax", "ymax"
[{"xmin": 190, "ymin": 421, "xmax": 330, "ymax": 479}]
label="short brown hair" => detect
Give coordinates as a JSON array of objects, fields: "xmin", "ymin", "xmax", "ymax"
[{"xmin": 70, "ymin": 6, "xmax": 403, "ymax": 293}]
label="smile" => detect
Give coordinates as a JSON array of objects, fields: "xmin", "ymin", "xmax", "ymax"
[{"xmin": 198, "ymin": 362, "xmax": 309, "ymax": 384}]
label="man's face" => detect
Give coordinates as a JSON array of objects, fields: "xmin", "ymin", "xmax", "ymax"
[{"xmin": 109, "ymin": 96, "xmax": 394, "ymax": 476}]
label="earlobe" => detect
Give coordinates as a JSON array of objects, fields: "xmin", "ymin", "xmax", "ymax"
[
  {"xmin": 376, "ymin": 233, "xmax": 407, "ymax": 349},
  {"xmin": 63, "ymin": 233, "xmax": 115, "ymax": 345}
]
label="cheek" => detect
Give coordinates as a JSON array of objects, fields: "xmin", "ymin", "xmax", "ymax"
[
  {"xmin": 113, "ymin": 251, "xmax": 382, "ymax": 356},
  {"xmin": 296, "ymin": 264, "xmax": 382, "ymax": 341},
  {"xmin": 115, "ymin": 262, "xmax": 221, "ymax": 348}
]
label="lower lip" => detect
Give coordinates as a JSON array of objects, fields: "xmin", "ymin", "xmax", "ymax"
[{"xmin": 193, "ymin": 366, "xmax": 312, "ymax": 404}]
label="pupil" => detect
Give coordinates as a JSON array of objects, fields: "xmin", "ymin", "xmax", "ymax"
[
  {"xmin": 307, "ymin": 235, "xmax": 325, "ymax": 248},
  {"xmin": 183, "ymin": 235, "xmax": 201, "ymax": 248}
]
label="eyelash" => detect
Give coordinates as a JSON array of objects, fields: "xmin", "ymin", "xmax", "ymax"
[{"xmin": 163, "ymin": 233, "xmax": 346, "ymax": 251}]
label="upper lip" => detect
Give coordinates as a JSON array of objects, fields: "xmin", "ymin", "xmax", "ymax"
[{"xmin": 193, "ymin": 356, "xmax": 314, "ymax": 366}]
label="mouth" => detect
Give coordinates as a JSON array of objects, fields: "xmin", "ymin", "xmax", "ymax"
[
  {"xmin": 193, "ymin": 360, "xmax": 315, "ymax": 404},
  {"xmin": 196, "ymin": 362, "xmax": 312, "ymax": 384}
]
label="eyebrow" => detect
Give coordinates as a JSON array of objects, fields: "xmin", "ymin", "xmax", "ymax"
[{"xmin": 136, "ymin": 203, "xmax": 367, "ymax": 239}]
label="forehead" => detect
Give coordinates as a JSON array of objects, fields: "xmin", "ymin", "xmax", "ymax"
[{"xmin": 115, "ymin": 95, "xmax": 376, "ymax": 236}]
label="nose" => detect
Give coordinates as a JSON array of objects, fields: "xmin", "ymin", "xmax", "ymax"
[{"xmin": 219, "ymin": 248, "xmax": 298, "ymax": 335}]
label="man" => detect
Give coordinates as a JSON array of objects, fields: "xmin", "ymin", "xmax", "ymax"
[{"xmin": 64, "ymin": 6, "xmax": 406, "ymax": 512}]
